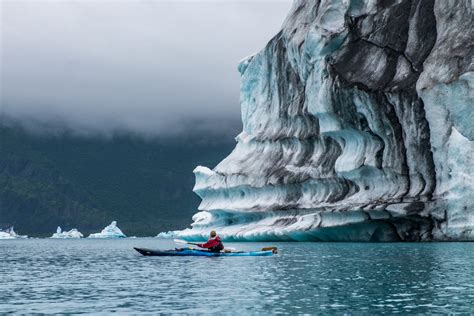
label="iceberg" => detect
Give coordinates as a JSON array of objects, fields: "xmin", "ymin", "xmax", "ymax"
[
  {"xmin": 0, "ymin": 227, "xmax": 28, "ymax": 239},
  {"xmin": 156, "ymin": 231, "xmax": 176, "ymax": 239},
  {"xmin": 88, "ymin": 221, "xmax": 126, "ymax": 238},
  {"xmin": 51, "ymin": 226, "xmax": 83, "ymax": 239},
  {"xmin": 174, "ymin": 0, "xmax": 473, "ymax": 241}
]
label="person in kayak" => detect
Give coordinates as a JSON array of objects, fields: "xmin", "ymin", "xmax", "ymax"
[{"xmin": 197, "ymin": 230, "xmax": 224, "ymax": 253}]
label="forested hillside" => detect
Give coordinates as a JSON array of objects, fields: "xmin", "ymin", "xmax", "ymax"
[{"xmin": 0, "ymin": 126, "xmax": 235, "ymax": 236}]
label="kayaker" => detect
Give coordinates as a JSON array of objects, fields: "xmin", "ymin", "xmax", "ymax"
[{"xmin": 197, "ymin": 230, "xmax": 224, "ymax": 253}]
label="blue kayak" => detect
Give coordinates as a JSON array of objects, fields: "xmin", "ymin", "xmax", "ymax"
[{"xmin": 134, "ymin": 247, "xmax": 275, "ymax": 257}]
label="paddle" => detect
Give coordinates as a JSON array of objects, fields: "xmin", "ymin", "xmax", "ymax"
[
  {"xmin": 261, "ymin": 246, "xmax": 278, "ymax": 254},
  {"xmin": 173, "ymin": 239, "xmax": 199, "ymax": 246},
  {"xmin": 173, "ymin": 238, "xmax": 237, "ymax": 252}
]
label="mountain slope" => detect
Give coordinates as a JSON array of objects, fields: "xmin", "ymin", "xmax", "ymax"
[{"xmin": 0, "ymin": 125, "xmax": 235, "ymax": 236}]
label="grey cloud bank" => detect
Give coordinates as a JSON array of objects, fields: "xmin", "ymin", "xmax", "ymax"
[{"xmin": 0, "ymin": 0, "xmax": 291, "ymax": 136}]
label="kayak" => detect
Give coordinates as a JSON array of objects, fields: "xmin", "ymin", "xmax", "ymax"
[{"xmin": 134, "ymin": 247, "xmax": 275, "ymax": 257}]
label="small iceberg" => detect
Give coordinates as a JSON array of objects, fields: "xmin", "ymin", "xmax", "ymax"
[
  {"xmin": 88, "ymin": 221, "xmax": 126, "ymax": 238},
  {"xmin": 0, "ymin": 227, "xmax": 28, "ymax": 239},
  {"xmin": 51, "ymin": 226, "xmax": 83, "ymax": 239},
  {"xmin": 156, "ymin": 231, "xmax": 176, "ymax": 239}
]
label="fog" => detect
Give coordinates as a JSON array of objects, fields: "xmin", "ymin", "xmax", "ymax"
[{"xmin": 0, "ymin": 0, "xmax": 292, "ymax": 137}]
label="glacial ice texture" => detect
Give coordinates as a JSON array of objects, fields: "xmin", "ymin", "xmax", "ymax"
[
  {"xmin": 88, "ymin": 221, "xmax": 126, "ymax": 239},
  {"xmin": 176, "ymin": 0, "xmax": 473, "ymax": 241},
  {"xmin": 51, "ymin": 226, "xmax": 84, "ymax": 239}
]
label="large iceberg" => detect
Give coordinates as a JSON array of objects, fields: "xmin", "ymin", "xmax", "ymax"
[
  {"xmin": 51, "ymin": 226, "xmax": 83, "ymax": 239},
  {"xmin": 0, "ymin": 227, "xmax": 28, "ymax": 239},
  {"xmin": 88, "ymin": 221, "xmax": 126, "ymax": 239},
  {"xmin": 175, "ymin": 0, "xmax": 473, "ymax": 241}
]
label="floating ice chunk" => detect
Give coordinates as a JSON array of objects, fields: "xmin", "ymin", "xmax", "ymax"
[
  {"xmin": 156, "ymin": 231, "xmax": 176, "ymax": 239},
  {"xmin": 0, "ymin": 232, "xmax": 13, "ymax": 239},
  {"xmin": 0, "ymin": 227, "xmax": 28, "ymax": 239},
  {"xmin": 88, "ymin": 221, "xmax": 126, "ymax": 238},
  {"xmin": 51, "ymin": 226, "xmax": 83, "ymax": 239}
]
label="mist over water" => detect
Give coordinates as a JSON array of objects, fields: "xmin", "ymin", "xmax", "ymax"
[{"xmin": 0, "ymin": 114, "xmax": 243, "ymax": 140}]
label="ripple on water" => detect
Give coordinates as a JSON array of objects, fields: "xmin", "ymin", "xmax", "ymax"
[{"xmin": 0, "ymin": 240, "xmax": 473, "ymax": 314}]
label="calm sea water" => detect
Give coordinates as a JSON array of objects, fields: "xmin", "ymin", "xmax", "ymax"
[{"xmin": 1, "ymin": 238, "xmax": 473, "ymax": 314}]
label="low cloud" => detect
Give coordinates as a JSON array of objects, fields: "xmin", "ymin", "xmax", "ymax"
[{"xmin": 0, "ymin": 0, "xmax": 291, "ymax": 137}]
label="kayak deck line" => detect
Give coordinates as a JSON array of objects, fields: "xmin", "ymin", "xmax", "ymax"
[{"xmin": 133, "ymin": 247, "xmax": 276, "ymax": 257}]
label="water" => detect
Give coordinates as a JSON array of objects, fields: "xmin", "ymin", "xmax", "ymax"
[{"xmin": 1, "ymin": 239, "xmax": 473, "ymax": 314}]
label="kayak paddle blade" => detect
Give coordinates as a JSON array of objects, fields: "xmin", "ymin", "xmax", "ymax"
[
  {"xmin": 173, "ymin": 239, "xmax": 187, "ymax": 244},
  {"xmin": 261, "ymin": 247, "xmax": 278, "ymax": 254}
]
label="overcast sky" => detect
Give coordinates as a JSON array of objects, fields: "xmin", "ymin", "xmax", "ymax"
[{"xmin": 0, "ymin": 0, "xmax": 292, "ymax": 137}]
